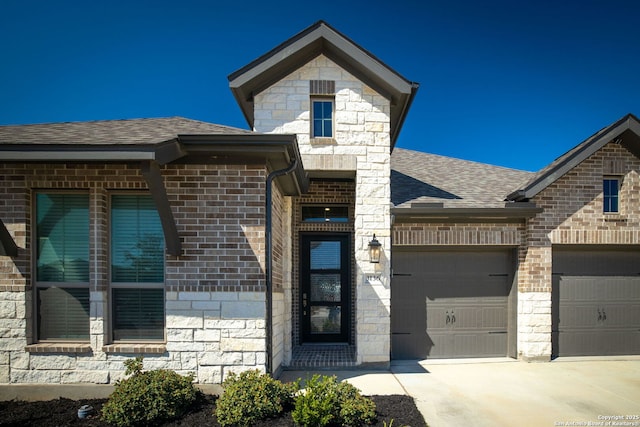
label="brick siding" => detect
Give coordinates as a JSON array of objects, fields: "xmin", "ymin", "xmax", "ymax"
[
  {"xmin": 0, "ymin": 161, "xmax": 272, "ymax": 384},
  {"xmin": 517, "ymin": 141, "xmax": 640, "ymax": 360}
]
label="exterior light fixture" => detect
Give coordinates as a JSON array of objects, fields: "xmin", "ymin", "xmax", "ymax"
[{"xmin": 368, "ymin": 234, "xmax": 382, "ymax": 263}]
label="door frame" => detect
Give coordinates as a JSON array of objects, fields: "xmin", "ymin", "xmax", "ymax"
[{"xmin": 299, "ymin": 233, "xmax": 351, "ymax": 343}]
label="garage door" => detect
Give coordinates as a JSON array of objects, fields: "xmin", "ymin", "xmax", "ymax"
[
  {"xmin": 391, "ymin": 248, "xmax": 515, "ymax": 359},
  {"xmin": 552, "ymin": 247, "xmax": 640, "ymax": 357}
]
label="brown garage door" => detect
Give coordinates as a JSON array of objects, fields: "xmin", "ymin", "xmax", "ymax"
[
  {"xmin": 552, "ymin": 246, "xmax": 640, "ymax": 357},
  {"xmin": 391, "ymin": 248, "xmax": 516, "ymax": 359}
]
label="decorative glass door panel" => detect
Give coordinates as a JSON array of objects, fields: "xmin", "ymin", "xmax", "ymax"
[{"xmin": 301, "ymin": 234, "xmax": 350, "ymax": 342}]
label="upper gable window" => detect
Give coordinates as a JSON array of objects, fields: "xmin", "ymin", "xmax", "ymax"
[
  {"xmin": 310, "ymin": 80, "xmax": 335, "ymax": 139},
  {"xmin": 312, "ymin": 99, "xmax": 333, "ymax": 138},
  {"xmin": 603, "ymin": 177, "xmax": 620, "ymax": 213}
]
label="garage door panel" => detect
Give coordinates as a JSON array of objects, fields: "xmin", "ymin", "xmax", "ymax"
[
  {"xmin": 425, "ymin": 333, "xmax": 448, "ymax": 358},
  {"xmin": 392, "ymin": 249, "xmax": 513, "ymax": 359},
  {"xmin": 426, "ymin": 303, "xmax": 449, "ymax": 330},
  {"xmin": 391, "ymin": 278, "xmax": 425, "ymax": 333},
  {"xmin": 422, "ymin": 277, "xmax": 509, "ymax": 299},
  {"xmin": 623, "ymin": 302, "xmax": 640, "ymax": 326},
  {"xmin": 560, "ymin": 332, "xmax": 602, "ymax": 356},
  {"xmin": 392, "ymin": 334, "xmax": 433, "ymax": 360},
  {"xmin": 449, "ymin": 301, "xmax": 507, "ymax": 330},
  {"xmin": 559, "ymin": 304, "xmax": 600, "ymax": 329},
  {"xmin": 557, "ymin": 277, "xmax": 607, "ymax": 301},
  {"xmin": 605, "ymin": 303, "xmax": 640, "ymax": 328},
  {"xmin": 553, "ymin": 247, "xmax": 640, "ymax": 357},
  {"xmin": 604, "ymin": 331, "xmax": 640, "ymax": 354},
  {"xmin": 451, "ymin": 332, "xmax": 507, "ymax": 358}
]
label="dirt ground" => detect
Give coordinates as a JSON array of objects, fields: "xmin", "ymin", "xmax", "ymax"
[{"xmin": 0, "ymin": 393, "xmax": 427, "ymax": 426}]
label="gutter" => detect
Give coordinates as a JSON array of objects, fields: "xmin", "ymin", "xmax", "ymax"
[{"xmin": 264, "ymin": 158, "xmax": 299, "ymax": 375}]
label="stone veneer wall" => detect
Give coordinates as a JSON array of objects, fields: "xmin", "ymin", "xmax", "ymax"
[
  {"xmin": 520, "ymin": 141, "xmax": 640, "ymax": 361},
  {"xmin": 253, "ymin": 55, "xmax": 392, "ymax": 365},
  {"xmin": 0, "ymin": 162, "xmax": 271, "ymax": 384}
]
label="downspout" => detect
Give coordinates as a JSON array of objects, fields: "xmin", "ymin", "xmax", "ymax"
[{"xmin": 265, "ymin": 158, "xmax": 298, "ymax": 375}]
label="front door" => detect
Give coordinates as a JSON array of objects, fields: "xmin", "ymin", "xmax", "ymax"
[{"xmin": 300, "ymin": 234, "xmax": 350, "ymax": 343}]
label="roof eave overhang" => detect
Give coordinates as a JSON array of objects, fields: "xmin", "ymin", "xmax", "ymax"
[
  {"xmin": 0, "ymin": 134, "xmax": 308, "ymax": 195},
  {"xmin": 178, "ymin": 133, "xmax": 309, "ymax": 196},
  {"xmin": 228, "ymin": 21, "xmax": 418, "ymax": 147},
  {"xmin": 507, "ymin": 113, "xmax": 640, "ymax": 201},
  {"xmin": 392, "ymin": 204, "xmax": 543, "ymax": 223},
  {"xmin": 0, "ymin": 139, "xmax": 186, "ymax": 165}
]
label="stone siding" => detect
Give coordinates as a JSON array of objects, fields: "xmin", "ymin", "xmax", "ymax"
[
  {"xmin": 254, "ymin": 55, "xmax": 392, "ymax": 365},
  {"xmin": 0, "ymin": 162, "xmax": 270, "ymax": 384}
]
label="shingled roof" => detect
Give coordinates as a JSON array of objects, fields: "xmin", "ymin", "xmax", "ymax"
[
  {"xmin": 391, "ymin": 148, "xmax": 536, "ymax": 217},
  {"xmin": 0, "ymin": 116, "xmax": 253, "ymax": 145},
  {"xmin": 0, "ymin": 116, "xmax": 307, "ymax": 196}
]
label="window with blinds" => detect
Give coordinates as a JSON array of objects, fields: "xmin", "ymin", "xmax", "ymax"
[
  {"xmin": 112, "ymin": 288, "xmax": 164, "ymax": 340},
  {"xmin": 110, "ymin": 194, "xmax": 165, "ymax": 341},
  {"xmin": 35, "ymin": 193, "xmax": 90, "ymax": 341},
  {"xmin": 37, "ymin": 287, "xmax": 90, "ymax": 340}
]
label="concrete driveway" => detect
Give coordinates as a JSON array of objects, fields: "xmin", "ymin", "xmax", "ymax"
[{"xmin": 391, "ymin": 357, "xmax": 640, "ymax": 427}]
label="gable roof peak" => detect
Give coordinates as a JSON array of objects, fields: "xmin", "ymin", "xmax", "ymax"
[
  {"xmin": 507, "ymin": 113, "xmax": 640, "ymax": 201},
  {"xmin": 228, "ymin": 21, "xmax": 418, "ymax": 148}
]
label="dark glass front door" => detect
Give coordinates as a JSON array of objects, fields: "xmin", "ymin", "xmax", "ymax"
[{"xmin": 301, "ymin": 234, "xmax": 350, "ymax": 343}]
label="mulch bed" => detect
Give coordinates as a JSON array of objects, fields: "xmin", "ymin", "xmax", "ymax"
[{"xmin": 0, "ymin": 393, "xmax": 427, "ymax": 426}]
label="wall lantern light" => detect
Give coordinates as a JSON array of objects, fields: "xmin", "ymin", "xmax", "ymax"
[{"xmin": 368, "ymin": 234, "xmax": 382, "ymax": 263}]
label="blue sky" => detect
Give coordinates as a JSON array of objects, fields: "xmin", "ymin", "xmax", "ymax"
[{"xmin": 1, "ymin": 0, "xmax": 639, "ymax": 172}]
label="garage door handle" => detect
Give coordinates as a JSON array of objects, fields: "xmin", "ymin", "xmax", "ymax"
[
  {"xmin": 597, "ymin": 309, "xmax": 602, "ymax": 322},
  {"xmin": 446, "ymin": 312, "xmax": 451, "ymax": 325},
  {"xmin": 451, "ymin": 312, "xmax": 456, "ymax": 324},
  {"xmin": 602, "ymin": 309, "xmax": 606, "ymax": 321}
]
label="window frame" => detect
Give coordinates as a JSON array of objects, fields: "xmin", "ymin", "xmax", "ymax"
[
  {"xmin": 603, "ymin": 176, "xmax": 621, "ymax": 214},
  {"xmin": 32, "ymin": 190, "xmax": 91, "ymax": 343},
  {"xmin": 302, "ymin": 205, "xmax": 349, "ymax": 223},
  {"xmin": 108, "ymin": 192, "xmax": 166, "ymax": 343},
  {"xmin": 311, "ymin": 97, "xmax": 335, "ymax": 139}
]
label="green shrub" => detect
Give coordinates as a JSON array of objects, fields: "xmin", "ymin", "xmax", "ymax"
[
  {"xmin": 215, "ymin": 369, "xmax": 298, "ymax": 427},
  {"xmin": 336, "ymin": 381, "xmax": 377, "ymax": 426},
  {"xmin": 291, "ymin": 375, "xmax": 337, "ymax": 427},
  {"xmin": 101, "ymin": 356, "xmax": 198, "ymax": 427},
  {"xmin": 292, "ymin": 374, "xmax": 376, "ymax": 427}
]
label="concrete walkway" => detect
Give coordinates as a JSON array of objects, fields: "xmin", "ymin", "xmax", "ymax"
[{"xmin": 283, "ymin": 357, "xmax": 640, "ymax": 427}]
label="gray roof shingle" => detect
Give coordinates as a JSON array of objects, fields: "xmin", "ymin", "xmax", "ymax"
[
  {"xmin": 0, "ymin": 117, "xmax": 253, "ymax": 145},
  {"xmin": 391, "ymin": 148, "xmax": 534, "ymax": 209}
]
